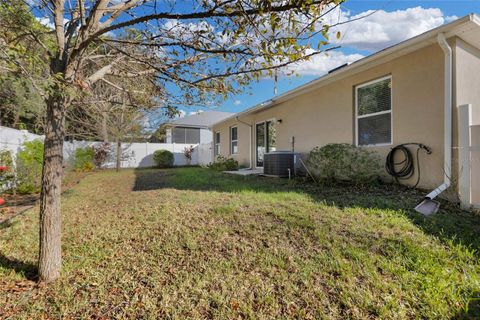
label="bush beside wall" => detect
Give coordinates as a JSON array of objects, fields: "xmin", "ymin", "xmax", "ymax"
[
  {"xmin": 208, "ymin": 156, "xmax": 239, "ymax": 171},
  {"xmin": 153, "ymin": 150, "xmax": 174, "ymax": 168},
  {"xmin": 306, "ymin": 143, "xmax": 381, "ymax": 184}
]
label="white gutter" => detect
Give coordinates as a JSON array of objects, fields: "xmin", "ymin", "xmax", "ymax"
[{"xmin": 424, "ymin": 33, "xmax": 453, "ymax": 200}]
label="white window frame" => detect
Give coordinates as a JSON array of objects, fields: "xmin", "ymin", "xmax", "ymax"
[
  {"xmin": 214, "ymin": 131, "xmax": 220, "ymax": 156},
  {"xmin": 355, "ymin": 75, "xmax": 393, "ymax": 147},
  {"xmin": 230, "ymin": 126, "xmax": 238, "ymax": 155},
  {"xmin": 172, "ymin": 126, "xmax": 201, "ymax": 144},
  {"xmin": 254, "ymin": 118, "xmax": 276, "ymax": 168}
]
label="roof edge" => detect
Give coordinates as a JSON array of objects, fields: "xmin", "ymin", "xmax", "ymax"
[
  {"xmin": 214, "ymin": 13, "xmax": 479, "ymax": 125},
  {"xmin": 164, "ymin": 123, "xmax": 210, "ymax": 129}
]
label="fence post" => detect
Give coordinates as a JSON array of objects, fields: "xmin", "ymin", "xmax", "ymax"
[
  {"xmin": 458, "ymin": 104, "xmax": 472, "ymax": 209},
  {"xmin": 145, "ymin": 142, "xmax": 148, "ymax": 167}
]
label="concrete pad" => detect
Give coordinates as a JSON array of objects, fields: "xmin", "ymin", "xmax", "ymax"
[{"xmin": 223, "ymin": 168, "xmax": 263, "ymax": 176}]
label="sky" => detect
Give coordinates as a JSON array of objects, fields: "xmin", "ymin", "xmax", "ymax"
[
  {"xmin": 32, "ymin": 0, "xmax": 480, "ymax": 119},
  {"xmin": 186, "ymin": 0, "xmax": 480, "ymax": 116}
]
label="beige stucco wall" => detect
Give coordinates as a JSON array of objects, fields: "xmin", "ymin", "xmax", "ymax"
[
  {"xmin": 212, "ymin": 41, "xmax": 471, "ymax": 190},
  {"xmin": 454, "ymin": 38, "xmax": 480, "ymax": 205},
  {"xmin": 455, "ymin": 38, "xmax": 480, "ymax": 126}
]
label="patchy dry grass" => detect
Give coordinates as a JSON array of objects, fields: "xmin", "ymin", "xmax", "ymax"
[
  {"xmin": 0, "ymin": 171, "xmax": 91, "ymax": 224},
  {"xmin": 1, "ymin": 168, "xmax": 479, "ymax": 319}
]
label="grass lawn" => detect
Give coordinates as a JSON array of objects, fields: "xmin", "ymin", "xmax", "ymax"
[{"xmin": 1, "ymin": 168, "xmax": 479, "ymax": 319}]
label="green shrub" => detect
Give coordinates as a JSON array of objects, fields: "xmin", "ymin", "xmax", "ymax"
[
  {"xmin": 208, "ymin": 156, "xmax": 239, "ymax": 171},
  {"xmin": 153, "ymin": 150, "xmax": 174, "ymax": 168},
  {"xmin": 74, "ymin": 147, "xmax": 95, "ymax": 172},
  {"xmin": 0, "ymin": 149, "xmax": 15, "ymax": 192},
  {"xmin": 306, "ymin": 143, "xmax": 381, "ymax": 184},
  {"xmin": 16, "ymin": 139, "xmax": 44, "ymax": 194}
]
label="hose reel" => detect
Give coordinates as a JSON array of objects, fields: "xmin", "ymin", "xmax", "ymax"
[{"xmin": 385, "ymin": 143, "xmax": 432, "ymax": 188}]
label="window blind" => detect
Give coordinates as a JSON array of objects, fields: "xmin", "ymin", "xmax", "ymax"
[{"xmin": 356, "ymin": 77, "xmax": 392, "ymax": 146}]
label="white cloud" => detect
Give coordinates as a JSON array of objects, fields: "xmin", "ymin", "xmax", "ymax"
[
  {"xmin": 140, "ymin": 116, "xmax": 151, "ymax": 130},
  {"xmin": 326, "ymin": 7, "xmax": 457, "ymax": 52},
  {"xmin": 284, "ymin": 49, "xmax": 364, "ymax": 76},
  {"xmin": 173, "ymin": 109, "xmax": 204, "ymax": 117},
  {"xmin": 163, "ymin": 19, "xmax": 215, "ymax": 43},
  {"xmin": 234, "ymin": 100, "xmax": 241, "ymax": 106},
  {"xmin": 445, "ymin": 15, "xmax": 459, "ymax": 23},
  {"xmin": 188, "ymin": 110, "xmax": 204, "ymax": 115},
  {"xmin": 36, "ymin": 17, "xmax": 54, "ymax": 29},
  {"xmin": 279, "ymin": 6, "xmax": 457, "ymax": 76},
  {"xmin": 36, "ymin": 16, "xmax": 75, "ymax": 32},
  {"xmin": 176, "ymin": 109, "xmax": 186, "ymax": 118}
]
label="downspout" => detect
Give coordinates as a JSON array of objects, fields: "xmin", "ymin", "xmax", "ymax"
[
  {"xmin": 236, "ymin": 116, "xmax": 253, "ymax": 169},
  {"xmin": 418, "ymin": 33, "xmax": 453, "ymax": 209}
]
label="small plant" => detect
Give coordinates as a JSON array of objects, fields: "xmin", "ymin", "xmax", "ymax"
[
  {"xmin": 0, "ymin": 149, "xmax": 15, "ymax": 192},
  {"xmin": 74, "ymin": 147, "xmax": 95, "ymax": 172},
  {"xmin": 208, "ymin": 155, "xmax": 238, "ymax": 171},
  {"xmin": 16, "ymin": 139, "xmax": 44, "ymax": 194},
  {"xmin": 183, "ymin": 145, "xmax": 195, "ymax": 166},
  {"xmin": 153, "ymin": 150, "xmax": 174, "ymax": 168},
  {"xmin": 306, "ymin": 143, "xmax": 381, "ymax": 184},
  {"xmin": 93, "ymin": 142, "xmax": 111, "ymax": 168}
]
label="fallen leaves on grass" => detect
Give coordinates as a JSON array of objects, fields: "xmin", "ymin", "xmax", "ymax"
[{"xmin": 0, "ymin": 168, "xmax": 478, "ymax": 319}]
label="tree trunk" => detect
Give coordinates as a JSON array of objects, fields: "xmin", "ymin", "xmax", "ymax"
[
  {"xmin": 13, "ymin": 112, "xmax": 20, "ymax": 129},
  {"xmin": 38, "ymin": 92, "xmax": 66, "ymax": 283},
  {"xmin": 101, "ymin": 111, "xmax": 108, "ymax": 142},
  {"xmin": 116, "ymin": 139, "xmax": 121, "ymax": 172}
]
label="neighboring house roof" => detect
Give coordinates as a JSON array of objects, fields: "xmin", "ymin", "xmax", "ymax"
[
  {"xmin": 215, "ymin": 13, "xmax": 480, "ymax": 125},
  {"xmin": 167, "ymin": 111, "xmax": 234, "ymax": 129}
]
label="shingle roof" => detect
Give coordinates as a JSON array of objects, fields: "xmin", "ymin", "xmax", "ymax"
[{"xmin": 167, "ymin": 111, "xmax": 234, "ymax": 128}]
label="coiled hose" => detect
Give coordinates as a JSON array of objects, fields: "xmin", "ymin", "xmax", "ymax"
[{"xmin": 385, "ymin": 143, "xmax": 432, "ymax": 188}]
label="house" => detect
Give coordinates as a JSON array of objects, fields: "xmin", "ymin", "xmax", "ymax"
[
  {"xmin": 211, "ymin": 14, "xmax": 480, "ymax": 209},
  {"xmin": 164, "ymin": 111, "xmax": 234, "ymax": 145}
]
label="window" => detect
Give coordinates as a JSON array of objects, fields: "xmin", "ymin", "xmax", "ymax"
[
  {"xmin": 214, "ymin": 132, "xmax": 220, "ymax": 156},
  {"xmin": 230, "ymin": 126, "xmax": 238, "ymax": 154},
  {"xmin": 356, "ymin": 76, "xmax": 392, "ymax": 146},
  {"xmin": 172, "ymin": 127, "xmax": 200, "ymax": 144},
  {"xmin": 256, "ymin": 120, "xmax": 277, "ymax": 167}
]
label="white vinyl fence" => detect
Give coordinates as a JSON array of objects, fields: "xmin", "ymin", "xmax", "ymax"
[
  {"xmin": 0, "ymin": 126, "xmax": 213, "ymax": 168},
  {"xmin": 0, "ymin": 126, "xmax": 42, "ymax": 158},
  {"xmin": 458, "ymin": 104, "xmax": 480, "ymax": 209}
]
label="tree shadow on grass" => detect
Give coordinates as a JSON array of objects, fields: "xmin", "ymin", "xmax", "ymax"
[
  {"xmin": 0, "ymin": 253, "xmax": 37, "ymax": 280},
  {"xmin": 133, "ymin": 167, "xmax": 480, "ymax": 257},
  {"xmin": 453, "ymin": 293, "xmax": 480, "ymax": 319},
  {"xmin": 0, "ymin": 219, "xmax": 16, "ymax": 230},
  {"xmin": 132, "ymin": 170, "xmax": 174, "ymax": 191}
]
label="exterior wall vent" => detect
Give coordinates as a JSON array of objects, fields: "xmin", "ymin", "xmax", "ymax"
[{"xmin": 328, "ymin": 63, "xmax": 349, "ymax": 74}]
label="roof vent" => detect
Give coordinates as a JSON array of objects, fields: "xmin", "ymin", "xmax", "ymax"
[{"xmin": 328, "ymin": 63, "xmax": 349, "ymax": 74}]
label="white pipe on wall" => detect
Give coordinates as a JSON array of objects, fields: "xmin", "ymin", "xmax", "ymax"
[{"xmin": 424, "ymin": 33, "xmax": 453, "ymax": 201}]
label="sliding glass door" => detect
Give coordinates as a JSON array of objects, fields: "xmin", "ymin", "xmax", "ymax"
[{"xmin": 256, "ymin": 120, "xmax": 276, "ymax": 167}]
